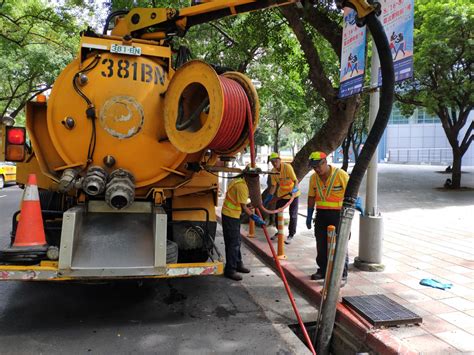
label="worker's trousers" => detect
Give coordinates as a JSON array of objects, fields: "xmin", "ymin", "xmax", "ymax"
[
  {"xmin": 276, "ymin": 196, "xmax": 299, "ymax": 237},
  {"xmin": 222, "ymin": 214, "xmax": 243, "ymax": 274},
  {"xmin": 314, "ymin": 208, "xmax": 349, "ymax": 278}
]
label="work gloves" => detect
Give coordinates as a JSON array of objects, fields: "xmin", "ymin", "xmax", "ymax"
[
  {"xmin": 355, "ymin": 197, "xmax": 364, "ymax": 215},
  {"xmin": 419, "ymin": 278, "xmax": 452, "ymax": 290},
  {"xmin": 306, "ymin": 207, "xmax": 314, "ymax": 229},
  {"xmin": 263, "ymin": 194, "xmax": 273, "ymax": 206},
  {"xmin": 250, "ymin": 214, "xmax": 266, "ymax": 227}
]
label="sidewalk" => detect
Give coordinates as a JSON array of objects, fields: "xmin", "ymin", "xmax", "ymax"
[{"xmin": 223, "ymin": 164, "xmax": 474, "ymax": 353}]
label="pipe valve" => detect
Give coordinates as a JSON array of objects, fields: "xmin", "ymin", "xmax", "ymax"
[{"xmin": 105, "ymin": 169, "xmax": 135, "ymax": 210}]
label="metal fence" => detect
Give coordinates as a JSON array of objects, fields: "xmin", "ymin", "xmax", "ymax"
[{"xmin": 388, "ymin": 148, "xmax": 452, "ymax": 165}]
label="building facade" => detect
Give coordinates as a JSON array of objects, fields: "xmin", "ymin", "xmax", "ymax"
[{"xmin": 381, "ymin": 106, "xmax": 474, "ymax": 166}]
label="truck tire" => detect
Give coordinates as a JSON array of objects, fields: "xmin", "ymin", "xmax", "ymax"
[
  {"xmin": 172, "ymin": 222, "xmax": 216, "ymax": 263},
  {"xmin": 167, "ymin": 240, "xmax": 179, "ymax": 264}
]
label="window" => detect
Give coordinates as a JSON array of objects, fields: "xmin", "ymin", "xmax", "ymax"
[
  {"xmin": 389, "ymin": 106, "xmax": 410, "ymax": 124},
  {"xmin": 417, "ymin": 109, "xmax": 439, "ymax": 123}
]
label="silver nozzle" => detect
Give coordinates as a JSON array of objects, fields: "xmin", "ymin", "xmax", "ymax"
[
  {"xmin": 105, "ymin": 169, "xmax": 135, "ymax": 210},
  {"xmin": 58, "ymin": 168, "xmax": 80, "ymax": 193},
  {"xmin": 82, "ymin": 166, "xmax": 108, "ymax": 196}
]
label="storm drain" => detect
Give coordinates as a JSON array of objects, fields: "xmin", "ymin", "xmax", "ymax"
[
  {"xmin": 342, "ymin": 294, "xmax": 422, "ymax": 327},
  {"xmin": 288, "ymin": 321, "xmax": 371, "ymax": 354}
]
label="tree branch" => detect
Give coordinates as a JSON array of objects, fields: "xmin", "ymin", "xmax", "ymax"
[
  {"xmin": 298, "ymin": 4, "xmax": 342, "ymax": 60},
  {"xmin": 209, "ymin": 22, "xmax": 236, "ymax": 45},
  {"xmin": 395, "ymin": 93, "xmax": 424, "ymax": 107},
  {"xmin": 280, "ymin": 6, "xmax": 336, "ymax": 106},
  {"xmin": 460, "ymin": 117, "xmax": 473, "ymax": 155}
]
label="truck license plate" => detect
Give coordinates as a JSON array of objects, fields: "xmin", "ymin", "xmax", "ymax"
[{"xmin": 110, "ymin": 44, "xmax": 142, "ymax": 56}]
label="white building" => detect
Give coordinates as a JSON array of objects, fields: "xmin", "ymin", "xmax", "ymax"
[{"xmin": 383, "ymin": 106, "xmax": 474, "ymax": 166}]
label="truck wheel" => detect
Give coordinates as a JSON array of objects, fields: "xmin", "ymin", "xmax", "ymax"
[
  {"xmin": 0, "ymin": 175, "xmax": 4, "ymax": 190},
  {"xmin": 167, "ymin": 240, "xmax": 179, "ymax": 264},
  {"xmin": 172, "ymin": 221, "xmax": 216, "ymax": 263}
]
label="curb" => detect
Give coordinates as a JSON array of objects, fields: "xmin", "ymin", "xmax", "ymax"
[{"xmin": 217, "ymin": 215, "xmax": 416, "ymax": 355}]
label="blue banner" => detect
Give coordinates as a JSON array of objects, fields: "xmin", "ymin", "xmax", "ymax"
[
  {"xmin": 339, "ymin": 8, "xmax": 367, "ymax": 98},
  {"xmin": 378, "ymin": 0, "xmax": 414, "ymax": 86}
]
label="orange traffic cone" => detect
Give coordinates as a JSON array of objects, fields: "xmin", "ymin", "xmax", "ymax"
[
  {"xmin": 13, "ymin": 174, "xmax": 47, "ymax": 248},
  {"xmin": 0, "ymin": 174, "xmax": 48, "ymax": 264}
]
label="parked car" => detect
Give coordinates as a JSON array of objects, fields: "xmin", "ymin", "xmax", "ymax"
[{"xmin": 0, "ymin": 161, "xmax": 16, "ymax": 189}]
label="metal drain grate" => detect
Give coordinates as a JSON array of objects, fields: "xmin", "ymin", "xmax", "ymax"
[{"xmin": 342, "ymin": 294, "xmax": 422, "ymax": 327}]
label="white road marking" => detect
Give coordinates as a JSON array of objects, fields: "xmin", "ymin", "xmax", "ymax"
[{"xmin": 0, "ymin": 195, "xmax": 6, "ymax": 198}]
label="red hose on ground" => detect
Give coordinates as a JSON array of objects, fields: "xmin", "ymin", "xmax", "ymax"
[{"xmin": 255, "ymin": 208, "xmax": 316, "ymax": 355}]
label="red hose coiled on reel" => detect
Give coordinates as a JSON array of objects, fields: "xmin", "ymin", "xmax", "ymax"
[{"xmin": 208, "ymin": 76, "xmax": 249, "ymax": 151}]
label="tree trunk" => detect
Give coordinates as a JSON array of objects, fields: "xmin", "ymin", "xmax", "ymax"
[
  {"xmin": 292, "ymin": 101, "xmax": 359, "ymax": 180},
  {"xmin": 273, "ymin": 137, "xmax": 279, "ymax": 153},
  {"xmin": 451, "ymin": 149, "xmax": 462, "ymax": 188},
  {"xmin": 341, "ymin": 137, "xmax": 350, "ymax": 172},
  {"xmin": 436, "ymin": 107, "xmax": 472, "ymax": 190},
  {"xmin": 342, "ymin": 122, "xmax": 354, "ymax": 171},
  {"xmin": 280, "ymin": 6, "xmax": 360, "ymax": 181},
  {"xmin": 351, "ymin": 134, "xmax": 361, "ymax": 161}
]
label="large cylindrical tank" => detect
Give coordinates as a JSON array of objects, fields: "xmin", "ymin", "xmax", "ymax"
[
  {"xmin": 47, "ymin": 53, "xmax": 187, "ymax": 188},
  {"xmin": 31, "ymin": 39, "xmax": 259, "ymax": 198}
]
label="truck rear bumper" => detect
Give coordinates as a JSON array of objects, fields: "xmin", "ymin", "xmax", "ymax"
[{"xmin": 0, "ymin": 261, "xmax": 224, "ymax": 281}]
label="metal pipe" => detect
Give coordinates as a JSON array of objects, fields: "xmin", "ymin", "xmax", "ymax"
[
  {"xmin": 356, "ymin": 39, "xmax": 385, "ymax": 270},
  {"xmin": 315, "ymin": 206, "xmax": 354, "ymax": 353},
  {"xmin": 366, "ymin": 48, "xmax": 380, "ymax": 217},
  {"xmin": 58, "ymin": 168, "xmax": 80, "ymax": 193}
]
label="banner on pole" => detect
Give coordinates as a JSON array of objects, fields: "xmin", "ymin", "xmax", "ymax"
[
  {"xmin": 338, "ymin": 8, "xmax": 367, "ymax": 98},
  {"xmin": 378, "ymin": 0, "xmax": 414, "ymax": 85}
]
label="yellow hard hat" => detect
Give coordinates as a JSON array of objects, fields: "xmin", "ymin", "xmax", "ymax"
[
  {"xmin": 308, "ymin": 151, "xmax": 327, "ymax": 166},
  {"xmin": 269, "ymin": 152, "xmax": 280, "ymax": 161}
]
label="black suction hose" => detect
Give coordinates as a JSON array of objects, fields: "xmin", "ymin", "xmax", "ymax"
[
  {"xmin": 102, "ymin": 10, "xmax": 129, "ymax": 35},
  {"xmin": 315, "ymin": 11, "xmax": 395, "ymax": 354},
  {"xmin": 344, "ymin": 12, "xmax": 395, "ymax": 204}
]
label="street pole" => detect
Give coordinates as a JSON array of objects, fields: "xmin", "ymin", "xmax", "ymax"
[{"xmin": 354, "ymin": 43, "xmax": 385, "ymax": 272}]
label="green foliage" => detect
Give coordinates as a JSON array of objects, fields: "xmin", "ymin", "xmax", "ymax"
[
  {"xmin": 396, "ymin": 0, "xmax": 473, "ymax": 188},
  {"xmin": 102, "ymin": 1, "xmax": 355, "ymax": 161},
  {"xmin": 181, "ymin": 9, "xmax": 332, "ymax": 151},
  {"xmin": 397, "ymin": 0, "xmax": 473, "ymax": 114},
  {"xmin": 0, "ymin": 0, "xmax": 84, "ymax": 123},
  {"xmin": 108, "ymin": 1, "xmax": 337, "ymax": 152}
]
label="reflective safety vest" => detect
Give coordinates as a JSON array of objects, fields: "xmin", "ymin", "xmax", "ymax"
[
  {"xmin": 312, "ymin": 167, "xmax": 347, "ymax": 210},
  {"xmin": 271, "ymin": 163, "xmax": 300, "ymax": 199},
  {"xmin": 222, "ymin": 178, "xmax": 248, "ymax": 218}
]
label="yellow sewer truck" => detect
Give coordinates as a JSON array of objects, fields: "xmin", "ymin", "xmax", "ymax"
[
  {"xmin": 0, "ymin": 1, "xmax": 305, "ymax": 281},
  {"xmin": 0, "ymin": 0, "xmax": 382, "ymax": 283}
]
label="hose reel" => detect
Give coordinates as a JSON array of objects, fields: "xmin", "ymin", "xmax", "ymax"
[{"xmin": 163, "ymin": 60, "xmax": 259, "ymax": 156}]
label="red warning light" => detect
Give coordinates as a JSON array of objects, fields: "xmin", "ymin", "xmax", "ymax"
[{"xmin": 6, "ymin": 127, "xmax": 26, "ymax": 145}]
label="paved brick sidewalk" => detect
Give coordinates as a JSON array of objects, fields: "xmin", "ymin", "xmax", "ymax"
[{"xmin": 230, "ymin": 164, "xmax": 474, "ymax": 353}]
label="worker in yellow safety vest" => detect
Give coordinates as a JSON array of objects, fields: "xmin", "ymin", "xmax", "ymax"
[
  {"xmin": 222, "ymin": 174, "xmax": 265, "ymax": 281},
  {"xmin": 306, "ymin": 151, "xmax": 349, "ymax": 286},
  {"xmin": 263, "ymin": 152, "xmax": 300, "ymax": 244}
]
